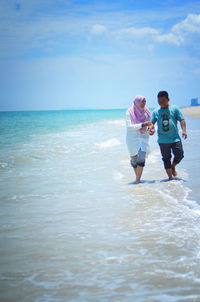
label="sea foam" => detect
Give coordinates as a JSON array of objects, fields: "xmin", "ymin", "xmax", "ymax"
[{"xmin": 95, "ymin": 138, "xmax": 121, "ymax": 148}]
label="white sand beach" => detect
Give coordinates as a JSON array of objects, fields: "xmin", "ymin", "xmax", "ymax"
[{"xmin": 181, "ymin": 106, "xmax": 200, "ymax": 118}]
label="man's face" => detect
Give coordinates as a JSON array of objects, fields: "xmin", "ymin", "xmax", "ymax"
[{"xmin": 158, "ymin": 96, "xmax": 169, "ymax": 109}]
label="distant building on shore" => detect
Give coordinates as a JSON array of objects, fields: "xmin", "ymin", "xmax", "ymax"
[{"xmin": 190, "ymin": 98, "xmax": 199, "ymax": 106}]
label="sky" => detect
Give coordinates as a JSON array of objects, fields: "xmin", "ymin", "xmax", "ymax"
[{"xmin": 0, "ymin": 0, "xmax": 200, "ymax": 111}]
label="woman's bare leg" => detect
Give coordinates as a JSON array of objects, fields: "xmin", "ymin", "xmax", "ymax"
[
  {"xmin": 136, "ymin": 166, "xmax": 144, "ymax": 184},
  {"xmin": 133, "ymin": 167, "xmax": 137, "ymax": 176}
]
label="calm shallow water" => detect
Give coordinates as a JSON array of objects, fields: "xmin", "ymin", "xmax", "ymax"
[{"xmin": 0, "ymin": 110, "xmax": 200, "ymax": 301}]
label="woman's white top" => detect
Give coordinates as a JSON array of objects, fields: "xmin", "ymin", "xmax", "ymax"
[{"xmin": 126, "ymin": 110, "xmax": 150, "ymax": 156}]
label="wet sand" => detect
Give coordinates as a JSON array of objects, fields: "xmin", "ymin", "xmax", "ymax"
[{"xmin": 181, "ymin": 106, "xmax": 200, "ymax": 118}]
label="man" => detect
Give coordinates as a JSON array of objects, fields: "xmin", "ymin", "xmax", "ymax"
[{"xmin": 150, "ymin": 91, "xmax": 187, "ymax": 180}]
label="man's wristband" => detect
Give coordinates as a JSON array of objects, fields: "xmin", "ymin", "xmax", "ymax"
[{"xmin": 141, "ymin": 123, "xmax": 145, "ymax": 127}]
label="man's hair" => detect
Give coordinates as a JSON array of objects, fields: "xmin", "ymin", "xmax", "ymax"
[{"xmin": 157, "ymin": 91, "xmax": 169, "ymax": 98}]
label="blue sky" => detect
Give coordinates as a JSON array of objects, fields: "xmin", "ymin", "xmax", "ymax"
[{"xmin": 0, "ymin": 0, "xmax": 200, "ymax": 110}]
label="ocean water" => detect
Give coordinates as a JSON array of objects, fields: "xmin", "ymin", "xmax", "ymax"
[{"xmin": 0, "ymin": 109, "xmax": 200, "ymax": 302}]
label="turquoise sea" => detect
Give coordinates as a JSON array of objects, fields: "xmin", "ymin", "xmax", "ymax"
[{"xmin": 0, "ymin": 109, "xmax": 200, "ymax": 302}]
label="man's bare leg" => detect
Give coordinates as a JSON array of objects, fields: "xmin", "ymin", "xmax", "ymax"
[
  {"xmin": 171, "ymin": 161, "xmax": 178, "ymax": 177},
  {"xmin": 165, "ymin": 168, "xmax": 173, "ymax": 180}
]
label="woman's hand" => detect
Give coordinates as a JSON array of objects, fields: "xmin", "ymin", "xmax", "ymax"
[
  {"xmin": 142, "ymin": 121, "xmax": 153, "ymax": 127},
  {"xmin": 142, "ymin": 121, "xmax": 155, "ymax": 135}
]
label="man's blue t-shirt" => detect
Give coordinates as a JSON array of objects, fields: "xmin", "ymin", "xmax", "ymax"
[{"xmin": 151, "ymin": 105, "xmax": 184, "ymax": 143}]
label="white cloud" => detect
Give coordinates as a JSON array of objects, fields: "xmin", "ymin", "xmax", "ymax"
[
  {"xmin": 114, "ymin": 13, "xmax": 200, "ymax": 50},
  {"xmin": 156, "ymin": 13, "xmax": 200, "ymax": 45},
  {"xmin": 90, "ymin": 24, "xmax": 107, "ymax": 35},
  {"xmin": 0, "ymin": 0, "xmax": 200, "ymax": 59},
  {"xmin": 118, "ymin": 27, "xmax": 159, "ymax": 38}
]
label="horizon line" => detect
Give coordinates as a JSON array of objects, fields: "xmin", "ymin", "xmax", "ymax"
[
  {"xmin": 0, "ymin": 107, "xmax": 128, "ymax": 113},
  {"xmin": 0, "ymin": 105, "xmax": 196, "ymax": 113}
]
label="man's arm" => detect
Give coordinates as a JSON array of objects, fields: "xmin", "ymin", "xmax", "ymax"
[
  {"xmin": 148, "ymin": 111, "xmax": 157, "ymax": 136},
  {"xmin": 180, "ymin": 119, "xmax": 187, "ymax": 139}
]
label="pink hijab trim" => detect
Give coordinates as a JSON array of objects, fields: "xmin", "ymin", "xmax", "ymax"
[{"xmin": 128, "ymin": 95, "xmax": 151, "ymax": 133}]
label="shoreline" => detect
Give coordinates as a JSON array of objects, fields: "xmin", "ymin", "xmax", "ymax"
[{"xmin": 181, "ymin": 106, "xmax": 200, "ymax": 119}]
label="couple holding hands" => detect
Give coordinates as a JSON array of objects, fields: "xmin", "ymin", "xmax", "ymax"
[{"xmin": 126, "ymin": 91, "xmax": 187, "ymax": 184}]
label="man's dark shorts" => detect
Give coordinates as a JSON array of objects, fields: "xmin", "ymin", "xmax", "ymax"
[{"xmin": 159, "ymin": 141, "xmax": 184, "ymax": 169}]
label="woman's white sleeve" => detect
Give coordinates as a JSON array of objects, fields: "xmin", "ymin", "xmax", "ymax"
[{"xmin": 126, "ymin": 112, "xmax": 142, "ymax": 131}]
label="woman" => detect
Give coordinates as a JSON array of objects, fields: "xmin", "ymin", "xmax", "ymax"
[{"xmin": 126, "ymin": 95, "xmax": 152, "ymax": 184}]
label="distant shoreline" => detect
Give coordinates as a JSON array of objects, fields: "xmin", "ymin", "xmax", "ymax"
[{"xmin": 181, "ymin": 106, "xmax": 200, "ymax": 119}]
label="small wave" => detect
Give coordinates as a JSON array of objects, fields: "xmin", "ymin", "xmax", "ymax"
[
  {"xmin": 0, "ymin": 162, "xmax": 8, "ymax": 169},
  {"xmin": 152, "ymin": 176, "xmax": 200, "ymax": 216},
  {"xmin": 104, "ymin": 119, "xmax": 125, "ymax": 126},
  {"xmin": 26, "ymin": 271, "xmax": 64, "ymax": 290},
  {"xmin": 95, "ymin": 138, "xmax": 121, "ymax": 149},
  {"xmin": 112, "ymin": 171, "xmax": 125, "ymax": 182}
]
